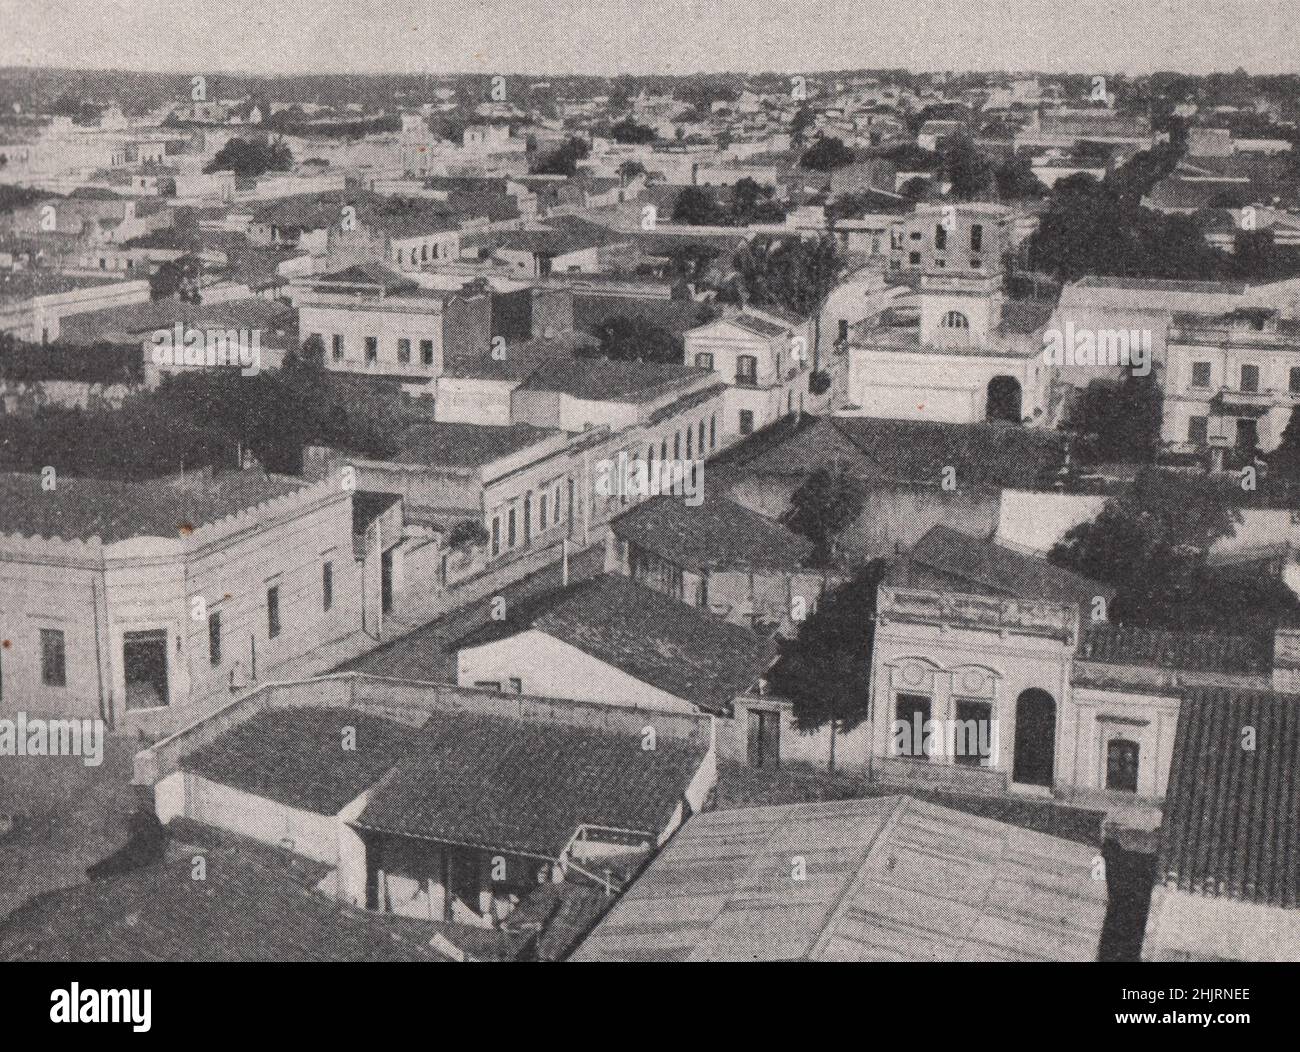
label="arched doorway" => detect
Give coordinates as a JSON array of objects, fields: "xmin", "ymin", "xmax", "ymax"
[
  {"xmin": 1012, "ymin": 688, "xmax": 1056, "ymax": 787},
  {"xmin": 986, "ymin": 376, "xmax": 1022, "ymax": 423}
]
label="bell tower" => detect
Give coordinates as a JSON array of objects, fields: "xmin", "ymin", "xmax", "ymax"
[{"xmin": 914, "ymin": 204, "xmax": 1008, "ymax": 349}]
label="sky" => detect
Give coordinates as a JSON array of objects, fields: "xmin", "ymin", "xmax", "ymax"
[{"xmin": 0, "ymin": 0, "xmax": 1296, "ymax": 77}]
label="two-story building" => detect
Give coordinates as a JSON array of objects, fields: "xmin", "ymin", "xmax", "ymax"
[
  {"xmin": 683, "ymin": 307, "xmax": 820, "ymax": 440},
  {"xmin": 1162, "ymin": 306, "xmax": 1300, "ymax": 457},
  {"xmin": 296, "ymin": 265, "xmax": 491, "ymax": 379}
]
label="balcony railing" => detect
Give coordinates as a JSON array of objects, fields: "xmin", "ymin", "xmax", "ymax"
[{"xmin": 878, "ymin": 586, "xmax": 1079, "ymax": 643}]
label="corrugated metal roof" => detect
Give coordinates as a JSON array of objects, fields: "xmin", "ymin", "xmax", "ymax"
[{"xmin": 573, "ymin": 796, "xmax": 1106, "ymax": 961}]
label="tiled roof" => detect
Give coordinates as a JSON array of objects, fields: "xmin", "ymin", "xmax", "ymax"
[
  {"xmin": 735, "ymin": 416, "xmax": 1066, "ymax": 490},
  {"xmin": 460, "ymin": 573, "xmax": 777, "ymax": 713},
  {"xmin": 57, "ymin": 296, "xmax": 298, "ymax": 344},
  {"xmin": 181, "ymin": 708, "xmax": 422, "ymax": 814},
  {"xmin": 729, "ymin": 312, "xmax": 791, "ymax": 338},
  {"xmin": 518, "ymin": 358, "xmax": 708, "ymax": 402},
  {"xmin": 897, "ymin": 525, "xmax": 1112, "ymax": 611},
  {"xmin": 0, "ymin": 470, "xmax": 312, "ymax": 543},
  {"xmin": 386, "ymin": 420, "xmax": 561, "ymax": 469},
  {"xmin": 573, "ymin": 796, "xmax": 1107, "ymax": 961},
  {"xmin": 997, "ymin": 299, "xmax": 1056, "ymax": 335},
  {"xmin": 353, "ymin": 707, "xmax": 706, "ymax": 859},
  {"xmin": 1160, "ymin": 687, "xmax": 1300, "ymax": 907},
  {"xmin": 611, "ymin": 494, "xmax": 813, "ymax": 575},
  {"xmin": 572, "ymin": 295, "xmax": 717, "ymax": 338},
  {"xmin": 0, "ymin": 820, "xmax": 450, "ymax": 962},
  {"xmin": 1079, "ymin": 624, "xmax": 1271, "ymax": 676}
]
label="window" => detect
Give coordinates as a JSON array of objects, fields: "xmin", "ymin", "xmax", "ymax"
[
  {"xmin": 1106, "ymin": 739, "xmax": 1140, "ymax": 793},
  {"xmin": 421, "ymin": 244, "xmax": 429, "ymax": 262},
  {"xmin": 208, "ymin": 611, "xmax": 222, "ymax": 666},
  {"xmin": 266, "ymin": 585, "xmax": 281, "ymax": 639},
  {"xmin": 970, "ymin": 224, "xmax": 983, "ymax": 253},
  {"xmin": 40, "ymin": 628, "xmax": 66, "ymax": 687},
  {"xmin": 491, "ymin": 515, "xmax": 501, "ymax": 556},
  {"xmin": 397, "ymin": 338, "xmax": 411, "ymax": 364},
  {"xmin": 508, "ymin": 677, "xmax": 523, "ymax": 694},
  {"xmin": 364, "ymin": 337, "xmax": 378, "ymax": 364},
  {"xmin": 331, "ymin": 334, "xmax": 343, "ymax": 362},
  {"xmin": 710, "ymin": 414, "xmax": 717, "ymax": 450},
  {"xmin": 739, "ymin": 409, "xmax": 754, "ymax": 435},
  {"xmin": 1240, "ymin": 363, "xmax": 1259, "ymax": 393},
  {"xmin": 953, "ymin": 699, "xmax": 992, "ymax": 767},
  {"xmin": 507, "ymin": 506, "xmax": 517, "ymax": 548},
  {"xmin": 694, "ymin": 352, "xmax": 714, "ymax": 369},
  {"xmin": 553, "ymin": 483, "xmax": 563, "ymax": 525},
  {"xmin": 322, "ymin": 561, "xmax": 333, "ymax": 611},
  {"xmin": 837, "ymin": 319, "xmax": 849, "ymax": 342},
  {"xmin": 1191, "ymin": 361, "xmax": 1212, "ymax": 388},
  {"xmin": 698, "ymin": 420, "xmax": 706, "ymax": 454},
  {"xmin": 908, "ymin": 251, "xmax": 921, "ymax": 265},
  {"xmin": 1188, "ymin": 415, "xmax": 1209, "ymax": 445},
  {"xmin": 673, "ymin": 432, "xmax": 681, "ymax": 459},
  {"xmin": 420, "ymin": 339, "xmax": 434, "ymax": 366},
  {"xmin": 686, "ymin": 427, "xmax": 693, "ymax": 459},
  {"xmin": 893, "ymin": 693, "xmax": 931, "ymax": 758},
  {"xmin": 934, "ymin": 224, "xmax": 947, "ymax": 250},
  {"xmin": 941, "ymin": 310, "xmax": 969, "ymax": 329},
  {"xmin": 540, "ymin": 493, "xmax": 548, "ymax": 529},
  {"xmin": 736, "ymin": 355, "xmax": 758, "ymax": 386},
  {"xmin": 1290, "ymin": 367, "xmax": 1300, "ymax": 394},
  {"xmin": 660, "ymin": 439, "xmax": 668, "ymax": 461}
]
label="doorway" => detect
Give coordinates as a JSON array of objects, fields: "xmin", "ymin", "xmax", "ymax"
[
  {"xmin": 1012, "ymin": 688, "xmax": 1056, "ymax": 787},
  {"xmin": 746, "ymin": 708, "xmax": 781, "ymax": 769},
  {"xmin": 123, "ymin": 629, "xmax": 169, "ymax": 710}
]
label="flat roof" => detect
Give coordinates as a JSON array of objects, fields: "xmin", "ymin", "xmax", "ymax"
[{"xmin": 0, "ymin": 470, "xmax": 313, "ymax": 544}]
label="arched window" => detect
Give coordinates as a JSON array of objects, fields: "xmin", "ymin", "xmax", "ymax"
[{"xmin": 941, "ymin": 310, "xmax": 969, "ymax": 330}]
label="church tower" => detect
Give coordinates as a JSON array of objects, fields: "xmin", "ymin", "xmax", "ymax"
[{"xmin": 914, "ymin": 204, "xmax": 1010, "ymax": 350}]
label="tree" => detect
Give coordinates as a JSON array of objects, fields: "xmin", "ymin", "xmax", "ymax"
[
  {"xmin": 204, "ymin": 136, "xmax": 292, "ymax": 179},
  {"xmin": 587, "ymin": 316, "xmax": 681, "ymax": 364},
  {"xmin": 994, "ymin": 153, "xmax": 1046, "ymax": 200},
  {"xmin": 729, "ymin": 177, "xmax": 784, "ymax": 225},
  {"xmin": 529, "ymin": 136, "xmax": 589, "ymax": 176},
  {"xmin": 799, "ymin": 136, "xmax": 855, "ymax": 172},
  {"xmin": 899, "ymin": 176, "xmax": 932, "ymax": 202},
  {"xmin": 609, "ymin": 117, "xmax": 656, "ymax": 145},
  {"xmin": 767, "ymin": 560, "xmax": 888, "ymax": 772},
  {"xmin": 782, "ymin": 464, "xmax": 865, "ymax": 566},
  {"xmin": 149, "ymin": 256, "xmax": 202, "ymax": 302},
  {"xmin": 790, "ymin": 106, "xmax": 815, "ymax": 146},
  {"xmin": 671, "ymin": 185, "xmax": 724, "ymax": 225},
  {"xmin": 1064, "ymin": 371, "xmax": 1164, "ymax": 463},
  {"xmin": 940, "ymin": 135, "xmax": 993, "ymax": 199},
  {"xmin": 617, "ymin": 160, "xmax": 646, "ymax": 183},
  {"xmin": 730, "ymin": 235, "xmax": 845, "ymax": 366},
  {"xmin": 1049, "ymin": 469, "xmax": 1244, "ymax": 629}
]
